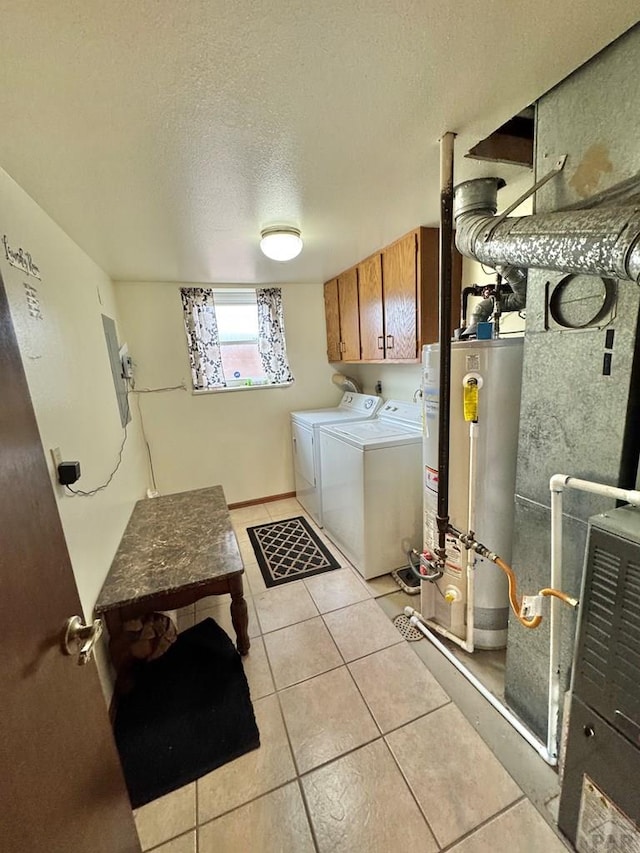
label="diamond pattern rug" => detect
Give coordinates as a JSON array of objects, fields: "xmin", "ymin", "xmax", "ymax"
[{"xmin": 247, "ymin": 516, "xmax": 341, "ymax": 588}]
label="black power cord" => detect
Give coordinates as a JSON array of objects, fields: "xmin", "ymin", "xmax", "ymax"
[{"xmin": 64, "ymin": 393, "xmax": 131, "ymax": 497}]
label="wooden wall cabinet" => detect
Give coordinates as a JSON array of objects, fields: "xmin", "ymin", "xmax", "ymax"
[
  {"xmin": 358, "ymin": 253, "xmax": 384, "ymax": 360},
  {"xmin": 323, "ymin": 267, "xmax": 361, "ymax": 361},
  {"xmin": 324, "ymin": 227, "xmax": 461, "ymax": 364}
]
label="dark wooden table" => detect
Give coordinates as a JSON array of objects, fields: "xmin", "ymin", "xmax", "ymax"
[{"xmin": 95, "ymin": 486, "xmax": 250, "ymax": 681}]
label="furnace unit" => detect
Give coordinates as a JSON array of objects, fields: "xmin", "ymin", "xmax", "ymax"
[{"xmin": 558, "ymin": 505, "xmax": 640, "ymax": 848}]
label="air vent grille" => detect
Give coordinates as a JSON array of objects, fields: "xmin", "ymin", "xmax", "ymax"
[
  {"xmin": 575, "ymin": 528, "xmax": 640, "ymax": 739},
  {"xmin": 580, "ymin": 545, "xmax": 618, "ymax": 690},
  {"xmin": 612, "ymin": 558, "xmax": 640, "ymax": 719}
]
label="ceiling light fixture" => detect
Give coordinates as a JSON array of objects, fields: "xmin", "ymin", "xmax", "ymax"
[{"xmin": 260, "ymin": 227, "xmax": 303, "ymax": 262}]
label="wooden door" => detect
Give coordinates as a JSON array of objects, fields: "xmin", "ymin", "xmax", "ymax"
[
  {"xmin": 0, "ymin": 274, "xmax": 140, "ymax": 852},
  {"xmin": 382, "ymin": 231, "xmax": 418, "ymax": 360},
  {"xmin": 324, "ymin": 278, "xmax": 342, "ymax": 362},
  {"xmin": 337, "ymin": 267, "xmax": 360, "ymax": 361},
  {"xmin": 358, "ymin": 254, "xmax": 384, "ymax": 361}
]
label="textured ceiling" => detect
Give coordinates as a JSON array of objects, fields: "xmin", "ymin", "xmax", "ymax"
[{"xmin": 1, "ymin": 2, "xmax": 638, "ymax": 284}]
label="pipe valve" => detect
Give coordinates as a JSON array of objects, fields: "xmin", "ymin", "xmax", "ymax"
[{"xmin": 419, "ymin": 549, "xmax": 444, "ymax": 581}]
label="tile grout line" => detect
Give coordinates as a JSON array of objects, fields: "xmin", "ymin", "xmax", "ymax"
[
  {"xmin": 343, "ymin": 651, "xmax": 454, "ymax": 739},
  {"xmin": 271, "ymin": 679, "xmax": 322, "ymax": 852},
  {"xmin": 437, "ymin": 794, "xmax": 528, "ymax": 852},
  {"xmin": 379, "ymin": 730, "xmax": 444, "ymax": 849},
  {"xmin": 295, "ymin": 777, "xmax": 321, "ymax": 853},
  {"xmin": 193, "ymin": 613, "xmax": 321, "ymax": 848},
  {"xmin": 195, "ymin": 779, "xmax": 301, "ymax": 837}
]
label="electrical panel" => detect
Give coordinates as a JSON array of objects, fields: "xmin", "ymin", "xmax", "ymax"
[{"xmin": 102, "ymin": 314, "xmax": 130, "ymax": 428}]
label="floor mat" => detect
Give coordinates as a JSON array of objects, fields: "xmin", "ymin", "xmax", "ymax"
[
  {"xmin": 114, "ymin": 618, "xmax": 260, "ymax": 808},
  {"xmin": 247, "ymin": 515, "xmax": 341, "ymax": 587}
]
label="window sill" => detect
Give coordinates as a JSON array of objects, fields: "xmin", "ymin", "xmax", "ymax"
[{"xmin": 192, "ymin": 381, "xmax": 294, "ymax": 396}]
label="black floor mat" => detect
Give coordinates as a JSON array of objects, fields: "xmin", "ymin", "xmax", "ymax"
[
  {"xmin": 114, "ymin": 617, "xmax": 260, "ymax": 808},
  {"xmin": 247, "ymin": 515, "xmax": 340, "ymax": 587}
]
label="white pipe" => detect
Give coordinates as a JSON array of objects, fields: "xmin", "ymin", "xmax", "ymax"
[
  {"xmin": 464, "ymin": 420, "xmax": 479, "ymax": 653},
  {"xmin": 547, "ymin": 474, "xmax": 640, "ymax": 760},
  {"xmin": 547, "ymin": 485, "xmax": 563, "ymax": 762},
  {"xmin": 423, "ymin": 400, "xmax": 478, "ymax": 655},
  {"xmin": 549, "ymin": 474, "xmax": 640, "ymax": 506},
  {"xmin": 421, "ymin": 614, "xmax": 475, "ymax": 651},
  {"xmin": 405, "ymin": 606, "xmax": 555, "ymax": 764}
]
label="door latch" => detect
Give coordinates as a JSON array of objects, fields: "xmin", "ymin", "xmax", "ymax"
[{"xmin": 62, "ymin": 615, "xmax": 103, "ymax": 665}]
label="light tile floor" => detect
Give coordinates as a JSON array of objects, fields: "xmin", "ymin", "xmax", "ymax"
[{"xmin": 134, "ymin": 500, "xmax": 571, "ymax": 852}]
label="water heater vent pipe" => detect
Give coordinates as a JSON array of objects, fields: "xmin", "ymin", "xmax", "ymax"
[
  {"xmin": 454, "ymin": 177, "xmax": 640, "ymax": 282},
  {"xmin": 436, "ymin": 131, "xmax": 456, "ymax": 566}
]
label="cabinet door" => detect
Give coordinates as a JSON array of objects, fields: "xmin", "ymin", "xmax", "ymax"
[
  {"xmin": 382, "ymin": 231, "xmax": 418, "ymax": 360},
  {"xmin": 337, "ymin": 267, "xmax": 361, "ymax": 360},
  {"xmin": 324, "ymin": 278, "xmax": 342, "ymax": 361},
  {"xmin": 358, "ymin": 254, "xmax": 384, "ymax": 360},
  {"xmin": 418, "ymin": 228, "xmax": 463, "ymax": 346}
]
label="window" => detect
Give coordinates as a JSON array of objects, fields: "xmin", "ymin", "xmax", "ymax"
[
  {"xmin": 180, "ymin": 286, "xmax": 294, "ymax": 391},
  {"xmin": 214, "ymin": 289, "xmax": 266, "ymax": 385}
]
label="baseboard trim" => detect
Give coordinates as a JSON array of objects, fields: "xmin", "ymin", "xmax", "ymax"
[{"xmin": 228, "ymin": 491, "xmax": 296, "ymax": 509}]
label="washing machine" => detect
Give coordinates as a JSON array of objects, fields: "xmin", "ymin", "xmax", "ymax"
[
  {"xmin": 319, "ymin": 400, "xmax": 423, "ymax": 579},
  {"xmin": 290, "ymin": 392, "xmax": 382, "ymax": 526}
]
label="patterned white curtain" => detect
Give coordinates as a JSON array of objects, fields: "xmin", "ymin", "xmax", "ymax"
[
  {"xmin": 256, "ymin": 288, "xmax": 294, "ymax": 384},
  {"xmin": 180, "ymin": 287, "xmax": 226, "ymax": 389}
]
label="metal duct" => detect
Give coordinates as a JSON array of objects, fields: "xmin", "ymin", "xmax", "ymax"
[{"xmin": 454, "ymin": 177, "xmax": 640, "ymax": 282}]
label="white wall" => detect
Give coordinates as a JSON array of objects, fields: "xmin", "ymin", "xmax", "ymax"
[
  {"xmin": 114, "ymin": 280, "xmax": 339, "ymax": 504},
  {"xmin": 0, "ymin": 166, "xmax": 149, "ymax": 694},
  {"xmin": 343, "ymin": 362, "xmax": 423, "ymax": 402}
]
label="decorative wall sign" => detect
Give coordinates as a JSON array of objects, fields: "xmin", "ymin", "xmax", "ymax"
[
  {"xmin": 23, "ymin": 282, "xmax": 43, "ymax": 320},
  {"xmin": 3, "ymin": 235, "xmax": 41, "ymax": 279}
]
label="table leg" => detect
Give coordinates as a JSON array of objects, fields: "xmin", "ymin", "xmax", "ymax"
[
  {"xmin": 104, "ymin": 609, "xmax": 136, "ymax": 694},
  {"xmin": 229, "ymin": 576, "xmax": 250, "ymax": 655}
]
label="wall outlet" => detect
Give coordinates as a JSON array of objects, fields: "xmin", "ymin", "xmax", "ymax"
[
  {"xmin": 50, "ymin": 447, "xmax": 62, "ymax": 469},
  {"xmin": 121, "ymin": 354, "xmax": 134, "ymax": 379}
]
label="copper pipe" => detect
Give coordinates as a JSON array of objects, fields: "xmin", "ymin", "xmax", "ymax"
[{"xmin": 495, "ymin": 557, "xmax": 542, "ymax": 629}]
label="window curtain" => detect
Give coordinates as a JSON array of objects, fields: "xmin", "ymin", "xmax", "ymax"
[
  {"xmin": 180, "ymin": 287, "xmax": 226, "ymax": 389},
  {"xmin": 256, "ymin": 287, "xmax": 294, "ymax": 384}
]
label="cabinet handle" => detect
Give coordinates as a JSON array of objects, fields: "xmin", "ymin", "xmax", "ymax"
[
  {"xmin": 377, "ymin": 336, "xmax": 384, "ymax": 350},
  {"xmin": 387, "ymin": 335, "xmax": 394, "ymax": 349}
]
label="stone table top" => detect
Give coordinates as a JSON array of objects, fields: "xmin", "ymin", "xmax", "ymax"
[{"xmin": 95, "ymin": 485, "xmax": 243, "ymax": 613}]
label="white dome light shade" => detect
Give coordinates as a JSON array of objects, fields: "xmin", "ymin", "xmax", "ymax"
[{"xmin": 260, "ymin": 227, "xmax": 303, "ymax": 261}]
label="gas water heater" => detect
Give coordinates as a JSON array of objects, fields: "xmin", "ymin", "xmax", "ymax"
[{"xmin": 421, "ymin": 339, "xmax": 523, "ymax": 649}]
